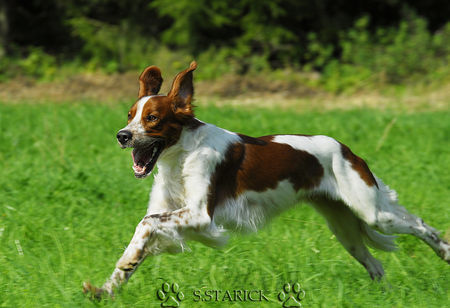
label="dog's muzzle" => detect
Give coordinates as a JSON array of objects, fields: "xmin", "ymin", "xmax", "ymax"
[{"xmin": 117, "ymin": 130, "xmax": 132, "ymax": 147}]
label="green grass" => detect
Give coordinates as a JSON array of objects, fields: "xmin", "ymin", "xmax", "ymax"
[{"xmin": 0, "ymin": 102, "xmax": 449, "ymax": 307}]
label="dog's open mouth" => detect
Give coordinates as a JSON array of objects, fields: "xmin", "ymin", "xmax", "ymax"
[{"xmin": 131, "ymin": 140, "xmax": 164, "ymax": 178}]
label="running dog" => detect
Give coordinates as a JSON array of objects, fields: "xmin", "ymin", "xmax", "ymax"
[{"xmin": 83, "ymin": 61, "xmax": 449, "ymax": 298}]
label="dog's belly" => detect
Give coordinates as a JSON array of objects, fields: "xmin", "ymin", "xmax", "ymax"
[{"xmin": 212, "ymin": 179, "xmax": 307, "ymax": 232}]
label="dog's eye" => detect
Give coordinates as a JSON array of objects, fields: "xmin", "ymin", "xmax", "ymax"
[
  {"xmin": 127, "ymin": 112, "xmax": 132, "ymax": 120},
  {"xmin": 146, "ymin": 115, "xmax": 158, "ymax": 122}
]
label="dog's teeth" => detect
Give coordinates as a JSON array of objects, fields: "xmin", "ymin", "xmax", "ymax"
[{"xmin": 133, "ymin": 164, "xmax": 145, "ymax": 174}]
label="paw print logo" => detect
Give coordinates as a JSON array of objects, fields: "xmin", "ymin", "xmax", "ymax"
[
  {"xmin": 277, "ymin": 282, "xmax": 305, "ymax": 307},
  {"xmin": 156, "ymin": 282, "xmax": 184, "ymax": 307}
]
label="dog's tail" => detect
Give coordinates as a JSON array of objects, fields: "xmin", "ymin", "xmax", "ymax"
[{"xmin": 361, "ymin": 221, "xmax": 398, "ymax": 252}]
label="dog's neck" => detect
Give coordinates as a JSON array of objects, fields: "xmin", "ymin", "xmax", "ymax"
[{"xmin": 156, "ymin": 119, "xmax": 239, "ymax": 175}]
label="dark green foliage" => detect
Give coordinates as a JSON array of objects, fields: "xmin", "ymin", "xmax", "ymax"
[
  {"xmin": 1, "ymin": 0, "xmax": 449, "ymax": 90},
  {"xmin": 307, "ymin": 16, "xmax": 450, "ymax": 92}
]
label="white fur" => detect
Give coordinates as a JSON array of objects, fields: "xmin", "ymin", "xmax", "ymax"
[
  {"xmin": 124, "ymin": 95, "xmax": 164, "ymax": 136},
  {"xmin": 213, "ymin": 179, "xmax": 302, "ymax": 232},
  {"xmin": 272, "ymin": 135, "xmax": 380, "ymax": 223},
  {"xmin": 148, "ymin": 123, "xmax": 240, "ymax": 215},
  {"xmin": 125, "ymin": 96, "xmax": 151, "ymax": 134}
]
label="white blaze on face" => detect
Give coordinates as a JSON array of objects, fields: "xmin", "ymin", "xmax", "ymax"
[{"xmin": 122, "ymin": 96, "xmax": 153, "ymax": 134}]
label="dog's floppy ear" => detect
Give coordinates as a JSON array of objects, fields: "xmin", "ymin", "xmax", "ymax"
[
  {"xmin": 138, "ymin": 66, "xmax": 163, "ymax": 98},
  {"xmin": 168, "ymin": 61, "xmax": 197, "ymax": 116}
]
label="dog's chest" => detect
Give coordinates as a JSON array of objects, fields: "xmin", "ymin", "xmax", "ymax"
[{"xmin": 156, "ymin": 166, "xmax": 186, "ymax": 203}]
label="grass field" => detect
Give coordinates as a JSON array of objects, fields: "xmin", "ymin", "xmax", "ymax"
[{"xmin": 0, "ymin": 102, "xmax": 449, "ymax": 307}]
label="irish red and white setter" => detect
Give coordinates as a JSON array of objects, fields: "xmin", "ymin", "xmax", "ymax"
[{"xmin": 83, "ymin": 62, "xmax": 449, "ymax": 298}]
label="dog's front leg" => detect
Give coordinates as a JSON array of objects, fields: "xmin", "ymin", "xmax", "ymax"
[{"xmin": 83, "ymin": 207, "xmax": 210, "ymax": 299}]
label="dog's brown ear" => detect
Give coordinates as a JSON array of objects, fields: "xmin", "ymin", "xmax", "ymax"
[
  {"xmin": 168, "ymin": 61, "xmax": 197, "ymax": 116},
  {"xmin": 138, "ymin": 66, "xmax": 163, "ymax": 98}
]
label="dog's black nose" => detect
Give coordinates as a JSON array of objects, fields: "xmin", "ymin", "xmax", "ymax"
[{"xmin": 117, "ymin": 130, "xmax": 132, "ymax": 145}]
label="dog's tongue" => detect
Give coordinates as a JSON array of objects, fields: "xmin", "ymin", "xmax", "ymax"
[{"xmin": 131, "ymin": 151, "xmax": 145, "ymax": 174}]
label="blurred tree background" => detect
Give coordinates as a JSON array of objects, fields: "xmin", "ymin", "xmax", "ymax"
[{"xmin": 0, "ymin": 0, "xmax": 449, "ymax": 92}]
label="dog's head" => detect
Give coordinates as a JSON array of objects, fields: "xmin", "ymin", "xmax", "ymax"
[{"xmin": 117, "ymin": 61, "xmax": 198, "ymax": 178}]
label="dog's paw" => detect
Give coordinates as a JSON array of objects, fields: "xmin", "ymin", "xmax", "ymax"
[
  {"xmin": 83, "ymin": 281, "xmax": 111, "ymax": 300},
  {"xmin": 365, "ymin": 258, "xmax": 385, "ymax": 281}
]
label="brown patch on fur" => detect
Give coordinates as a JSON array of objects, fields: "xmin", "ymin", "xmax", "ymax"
[
  {"xmin": 142, "ymin": 230, "xmax": 150, "ymax": 239},
  {"xmin": 139, "ymin": 96, "xmax": 184, "ymax": 147},
  {"xmin": 83, "ymin": 282, "xmax": 106, "ymax": 300},
  {"xmin": 146, "ymin": 213, "xmax": 169, "ymax": 222},
  {"xmin": 137, "ymin": 96, "xmax": 203, "ymax": 149},
  {"xmin": 237, "ymin": 134, "xmax": 267, "ymax": 145},
  {"xmin": 168, "ymin": 61, "xmax": 197, "ymax": 118},
  {"xmin": 152, "ymin": 212, "xmax": 171, "ymax": 222},
  {"xmin": 138, "ymin": 66, "xmax": 163, "ymax": 98},
  {"xmin": 134, "ymin": 248, "xmax": 144, "ymax": 261},
  {"xmin": 160, "ymin": 216, "xmax": 170, "ymax": 223},
  {"xmin": 207, "ymin": 135, "xmax": 324, "ymax": 216},
  {"xmin": 147, "ymin": 213, "xmax": 160, "ymax": 219},
  {"xmin": 340, "ymin": 143, "xmax": 378, "ymax": 188},
  {"xmin": 185, "ymin": 117, "xmax": 205, "ymax": 130},
  {"xmin": 127, "ymin": 102, "xmax": 137, "ymax": 123},
  {"xmin": 175, "ymin": 209, "xmax": 188, "ymax": 218},
  {"xmin": 145, "ymin": 209, "xmax": 189, "ymax": 224}
]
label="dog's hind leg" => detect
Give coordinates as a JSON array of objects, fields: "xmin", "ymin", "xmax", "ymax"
[
  {"xmin": 352, "ymin": 178, "xmax": 450, "ymax": 263},
  {"xmin": 311, "ymin": 197, "xmax": 390, "ymax": 280},
  {"xmin": 373, "ymin": 201, "xmax": 450, "ymax": 263},
  {"xmin": 330, "ymin": 151, "xmax": 450, "ymax": 264}
]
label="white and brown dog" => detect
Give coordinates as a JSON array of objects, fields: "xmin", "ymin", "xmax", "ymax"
[{"xmin": 84, "ymin": 62, "xmax": 449, "ymax": 298}]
